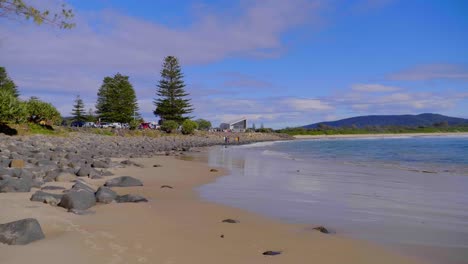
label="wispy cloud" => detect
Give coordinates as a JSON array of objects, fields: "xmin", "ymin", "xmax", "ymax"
[
  {"xmin": 389, "ymin": 64, "xmax": 468, "ymax": 81},
  {"xmin": 351, "ymin": 83, "xmax": 401, "ymax": 92}
]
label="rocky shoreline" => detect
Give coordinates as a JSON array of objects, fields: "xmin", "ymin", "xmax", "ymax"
[{"xmin": 0, "ymin": 132, "xmax": 289, "ymax": 245}]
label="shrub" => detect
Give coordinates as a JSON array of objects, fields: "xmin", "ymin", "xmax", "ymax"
[
  {"xmin": 181, "ymin": 119, "xmax": 198, "ymax": 135},
  {"xmin": 161, "ymin": 120, "xmax": 179, "ymax": 133},
  {"xmin": 195, "ymin": 119, "xmax": 212, "ymax": 131},
  {"xmin": 26, "ymin": 98, "xmax": 62, "ymax": 125},
  {"xmin": 0, "ymin": 90, "xmax": 28, "ymax": 123},
  {"xmin": 129, "ymin": 119, "xmax": 140, "ymax": 130}
]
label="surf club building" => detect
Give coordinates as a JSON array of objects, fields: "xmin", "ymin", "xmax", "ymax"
[{"xmin": 219, "ymin": 118, "xmax": 247, "ymax": 132}]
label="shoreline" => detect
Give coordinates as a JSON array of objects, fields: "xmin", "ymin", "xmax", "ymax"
[
  {"xmin": 293, "ymin": 132, "xmax": 468, "ymax": 139},
  {"xmin": 0, "ymin": 155, "xmax": 424, "ymax": 264}
]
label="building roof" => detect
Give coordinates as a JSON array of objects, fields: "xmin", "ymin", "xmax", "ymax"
[{"xmin": 226, "ymin": 117, "xmax": 247, "ymax": 125}]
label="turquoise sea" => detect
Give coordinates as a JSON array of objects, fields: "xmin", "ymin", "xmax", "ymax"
[{"xmin": 194, "ymin": 136, "xmax": 468, "ymax": 264}]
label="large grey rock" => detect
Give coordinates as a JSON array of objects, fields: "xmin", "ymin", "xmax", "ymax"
[
  {"xmin": 0, "ymin": 178, "xmax": 32, "ymax": 193},
  {"xmin": 30, "ymin": 191, "xmax": 63, "ymax": 205},
  {"xmin": 41, "ymin": 186, "xmax": 66, "ymax": 191},
  {"xmin": 91, "ymin": 160, "xmax": 109, "ymax": 168},
  {"xmin": 104, "ymin": 176, "xmax": 143, "ymax": 187},
  {"xmin": 75, "ymin": 167, "xmax": 92, "ymax": 177},
  {"xmin": 115, "ymin": 194, "xmax": 148, "ymax": 203},
  {"xmin": 71, "ymin": 180, "xmax": 95, "ymax": 193},
  {"xmin": 0, "ymin": 218, "xmax": 45, "ymax": 245},
  {"xmin": 58, "ymin": 190, "xmax": 96, "ymax": 210},
  {"xmin": 95, "ymin": 186, "xmax": 117, "ymax": 204},
  {"xmin": 55, "ymin": 172, "xmax": 77, "ymax": 182}
]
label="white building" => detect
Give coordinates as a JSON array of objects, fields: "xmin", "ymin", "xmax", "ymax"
[{"xmin": 220, "ymin": 118, "xmax": 247, "ymax": 132}]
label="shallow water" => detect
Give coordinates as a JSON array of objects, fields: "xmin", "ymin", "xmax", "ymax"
[{"xmin": 194, "ymin": 136, "xmax": 468, "ymax": 264}]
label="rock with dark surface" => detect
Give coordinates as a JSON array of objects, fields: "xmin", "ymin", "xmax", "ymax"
[
  {"xmin": 71, "ymin": 181, "xmax": 95, "ymax": 193},
  {"xmin": 0, "ymin": 218, "xmax": 45, "ymax": 245},
  {"xmin": 30, "ymin": 191, "xmax": 63, "ymax": 205},
  {"xmin": 262, "ymin": 251, "xmax": 282, "ymax": 256},
  {"xmin": 41, "ymin": 186, "xmax": 66, "ymax": 191},
  {"xmin": 153, "ymin": 164, "xmax": 162, "ymax": 167},
  {"xmin": 222, "ymin": 219, "xmax": 239, "ymax": 224},
  {"xmin": 312, "ymin": 226, "xmax": 329, "ymax": 234},
  {"xmin": 58, "ymin": 190, "xmax": 96, "ymax": 210},
  {"xmin": 104, "ymin": 176, "xmax": 143, "ymax": 187},
  {"xmin": 115, "ymin": 194, "xmax": 148, "ymax": 203},
  {"xmin": 95, "ymin": 186, "xmax": 117, "ymax": 204},
  {"xmin": 160, "ymin": 185, "xmax": 173, "ymax": 189},
  {"xmin": 210, "ymin": 168, "xmax": 218, "ymax": 172},
  {"xmin": 0, "ymin": 178, "xmax": 32, "ymax": 193}
]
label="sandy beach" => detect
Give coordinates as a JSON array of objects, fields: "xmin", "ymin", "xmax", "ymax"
[
  {"xmin": 0, "ymin": 154, "xmax": 424, "ymax": 264},
  {"xmin": 293, "ymin": 132, "xmax": 468, "ymax": 139}
]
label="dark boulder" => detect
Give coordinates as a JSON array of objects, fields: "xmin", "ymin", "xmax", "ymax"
[
  {"xmin": 262, "ymin": 251, "xmax": 282, "ymax": 256},
  {"xmin": 30, "ymin": 191, "xmax": 63, "ymax": 205},
  {"xmin": 222, "ymin": 219, "xmax": 239, "ymax": 224},
  {"xmin": 104, "ymin": 176, "xmax": 143, "ymax": 187},
  {"xmin": 95, "ymin": 186, "xmax": 117, "ymax": 204},
  {"xmin": 41, "ymin": 186, "xmax": 66, "ymax": 191},
  {"xmin": 115, "ymin": 194, "xmax": 148, "ymax": 203},
  {"xmin": 71, "ymin": 181, "xmax": 95, "ymax": 193},
  {"xmin": 58, "ymin": 190, "xmax": 96, "ymax": 210},
  {"xmin": 0, "ymin": 218, "xmax": 45, "ymax": 245},
  {"xmin": 0, "ymin": 178, "xmax": 32, "ymax": 193},
  {"xmin": 312, "ymin": 226, "xmax": 329, "ymax": 234}
]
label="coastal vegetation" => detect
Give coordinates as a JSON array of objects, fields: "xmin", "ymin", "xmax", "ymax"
[
  {"xmin": 154, "ymin": 56, "xmax": 193, "ymax": 124},
  {"xmin": 278, "ymin": 124, "xmax": 468, "ymax": 135},
  {"xmin": 95, "ymin": 73, "xmax": 140, "ymax": 124},
  {"xmin": 0, "ymin": 0, "xmax": 75, "ymax": 29}
]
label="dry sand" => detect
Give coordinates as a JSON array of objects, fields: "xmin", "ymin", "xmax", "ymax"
[
  {"xmin": 294, "ymin": 132, "xmax": 468, "ymax": 139},
  {"xmin": 0, "ymin": 156, "xmax": 424, "ymax": 264}
]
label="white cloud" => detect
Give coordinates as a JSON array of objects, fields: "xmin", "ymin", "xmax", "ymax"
[
  {"xmin": 351, "ymin": 83, "xmax": 401, "ymax": 92},
  {"xmin": 389, "ymin": 64, "xmax": 468, "ymax": 81},
  {"xmin": 282, "ymin": 98, "xmax": 334, "ymax": 111}
]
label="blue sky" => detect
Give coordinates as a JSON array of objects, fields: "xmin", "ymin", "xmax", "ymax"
[{"xmin": 1, "ymin": 0, "xmax": 467, "ymax": 128}]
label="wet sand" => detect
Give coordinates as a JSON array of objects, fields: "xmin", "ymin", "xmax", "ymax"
[{"xmin": 0, "ymin": 156, "xmax": 423, "ymax": 264}]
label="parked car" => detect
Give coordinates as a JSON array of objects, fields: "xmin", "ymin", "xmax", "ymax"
[
  {"xmin": 83, "ymin": 122, "xmax": 96, "ymax": 128},
  {"xmin": 99, "ymin": 122, "xmax": 110, "ymax": 128},
  {"xmin": 110, "ymin": 122, "xmax": 122, "ymax": 129},
  {"xmin": 70, "ymin": 121, "xmax": 85, "ymax": 127}
]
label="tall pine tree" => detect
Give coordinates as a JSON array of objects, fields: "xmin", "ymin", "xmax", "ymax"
[
  {"xmin": 71, "ymin": 95, "xmax": 86, "ymax": 122},
  {"xmin": 154, "ymin": 56, "xmax": 193, "ymax": 123},
  {"xmin": 96, "ymin": 73, "xmax": 140, "ymax": 123},
  {"xmin": 0, "ymin": 66, "xmax": 19, "ymax": 98}
]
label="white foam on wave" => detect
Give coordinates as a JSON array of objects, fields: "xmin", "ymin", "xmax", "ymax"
[{"xmin": 236, "ymin": 140, "xmax": 288, "ymax": 148}]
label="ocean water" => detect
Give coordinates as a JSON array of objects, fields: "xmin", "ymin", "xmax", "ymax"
[{"xmin": 194, "ymin": 136, "xmax": 468, "ymax": 264}]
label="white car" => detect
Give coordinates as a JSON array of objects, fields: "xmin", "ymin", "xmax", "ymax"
[{"xmin": 110, "ymin": 122, "xmax": 122, "ymax": 128}]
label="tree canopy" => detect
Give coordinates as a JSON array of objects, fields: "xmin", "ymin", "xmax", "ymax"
[
  {"xmin": 71, "ymin": 95, "xmax": 86, "ymax": 122},
  {"xmin": 154, "ymin": 56, "xmax": 193, "ymax": 124},
  {"xmin": 195, "ymin": 119, "xmax": 211, "ymax": 130},
  {"xmin": 0, "ymin": 0, "xmax": 75, "ymax": 28},
  {"xmin": 96, "ymin": 73, "xmax": 140, "ymax": 123},
  {"xmin": 0, "ymin": 66, "xmax": 19, "ymax": 98}
]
